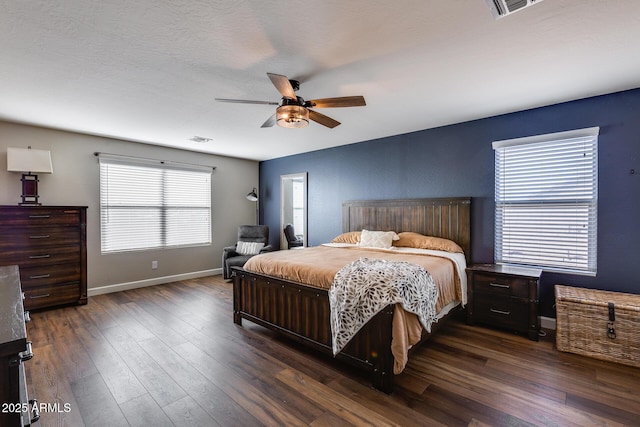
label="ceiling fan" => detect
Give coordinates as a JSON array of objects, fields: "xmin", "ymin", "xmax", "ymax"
[{"xmin": 215, "ymin": 73, "xmax": 366, "ymax": 129}]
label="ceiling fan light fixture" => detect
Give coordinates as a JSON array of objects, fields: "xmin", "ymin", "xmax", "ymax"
[{"xmin": 276, "ymin": 105, "xmax": 309, "ymax": 128}]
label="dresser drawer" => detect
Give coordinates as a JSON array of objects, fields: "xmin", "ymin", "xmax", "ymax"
[
  {"xmin": 472, "ymin": 272, "xmax": 531, "ymax": 299},
  {"xmin": 0, "ymin": 207, "xmax": 81, "ymax": 226},
  {"xmin": 473, "ymin": 294, "xmax": 530, "ymax": 330},
  {"xmin": 18, "ymin": 263, "xmax": 81, "ymax": 288},
  {"xmin": 0, "ymin": 227, "xmax": 80, "ymax": 250},
  {"xmin": 0, "ymin": 245, "xmax": 80, "ymax": 267},
  {"xmin": 23, "ymin": 282, "xmax": 81, "ymax": 310}
]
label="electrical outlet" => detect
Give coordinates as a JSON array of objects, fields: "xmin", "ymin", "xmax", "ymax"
[{"xmin": 152, "ymin": 260, "xmax": 158, "ymax": 270}]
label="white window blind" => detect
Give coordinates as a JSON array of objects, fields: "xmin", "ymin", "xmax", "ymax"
[
  {"xmin": 99, "ymin": 154, "xmax": 212, "ymax": 253},
  {"xmin": 493, "ymin": 127, "xmax": 598, "ymax": 275}
]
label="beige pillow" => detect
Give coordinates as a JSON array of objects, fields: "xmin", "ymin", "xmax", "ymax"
[
  {"xmin": 357, "ymin": 229, "xmax": 400, "ymax": 249},
  {"xmin": 331, "ymin": 231, "xmax": 361, "ymax": 244},
  {"xmin": 394, "ymin": 232, "xmax": 463, "ymax": 253}
]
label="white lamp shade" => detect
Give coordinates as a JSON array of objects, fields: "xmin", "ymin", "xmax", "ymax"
[{"xmin": 7, "ymin": 147, "xmax": 53, "ymax": 173}]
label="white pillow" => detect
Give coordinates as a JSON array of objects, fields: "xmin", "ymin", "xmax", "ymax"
[
  {"xmin": 357, "ymin": 229, "xmax": 399, "ymax": 249},
  {"xmin": 236, "ymin": 241, "xmax": 265, "ymax": 255}
]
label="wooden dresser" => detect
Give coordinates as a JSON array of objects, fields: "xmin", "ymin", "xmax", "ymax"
[
  {"xmin": 0, "ymin": 265, "xmax": 38, "ymax": 426},
  {"xmin": 466, "ymin": 264, "xmax": 542, "ymax": 341},
  {"xmin": 0, "ymin": 206, "xmax": 87, "ymax": 311}
]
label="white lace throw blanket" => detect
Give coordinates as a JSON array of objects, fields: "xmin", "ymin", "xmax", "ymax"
[{"xmin": 328, "ymin": 257, "xmax": 439, "ymax": 356}]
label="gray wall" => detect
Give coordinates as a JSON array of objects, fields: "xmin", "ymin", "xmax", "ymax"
[{"xmin": 0, "ymin": 120, "xmax": 259, "ymax": 290}]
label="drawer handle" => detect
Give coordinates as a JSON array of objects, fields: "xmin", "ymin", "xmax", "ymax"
[
  {"xmin": 29, "ymin": 235, "xmax": 50, "ymax": 239},
  {"xmin": 489, "ymin": 282, "xmax": 511, "ymax": 289},
  {"xmin": 24, "ymin": 311, "xmax": 31, "ymax": 323},
  {"xmin": 29, "ymin": 399, "xmax": 40, "ymax": 423},
  {"xmin": 29, "ymin": 273, "xmax": 51, "ymax": 279},
  {"xmin": 490, "ymin": 308, "xmax": 511, "ymax": 316},
  {"xmin": 19, "ymin": 341, "xmax": 34, "ymax": 362},
  {"xmin": 29, "ymin": 214, "xmax": 50, "ymax": 218},
  {"xmin": 29, "ymin": 254, "xmax": 51, "ymax": 259},
  {"xmin": 29, "ymin": 293, "xmax": 51, "ymax": 299}
]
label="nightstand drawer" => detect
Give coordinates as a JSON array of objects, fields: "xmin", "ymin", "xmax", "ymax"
[
  {"xmin": 472, "ymin": 273, "xmax": 531, "ymax": 298},
  {"xmin": 473, "ymin": 294, "xmax": 530, "ymax": 330}
]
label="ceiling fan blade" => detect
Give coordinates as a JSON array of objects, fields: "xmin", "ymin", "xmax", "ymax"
[
  {"xmin": 309, "ymin": 110, "xmax": 341, "ymax": 128},
  {"xmin": 261, "ymin": 114, "xmax": 276, "ymax": 128},
  {"xmin": 215, "ymin": 98, "xmax": 279, "ymax": 105},
  {"xmin": 307, "ymin": 96, "xmax": 366, "ymax": 108},
  {"xmin": 267, "ymin": 73, "xmax": 297, "ymax": 99}
]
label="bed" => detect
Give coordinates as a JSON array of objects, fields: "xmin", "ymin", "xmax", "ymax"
[{"xmin": 232, "ymin": 197, "xmax": 471, "ymax": 393}]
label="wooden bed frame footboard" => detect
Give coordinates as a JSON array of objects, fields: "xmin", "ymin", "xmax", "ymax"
[{"xmin": 232, "ymin": 267, "xmax": 396, "ymax": 393}]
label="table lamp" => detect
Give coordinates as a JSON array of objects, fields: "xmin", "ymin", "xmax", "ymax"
[{"xmin": 7, "ymin": 146, "xmax": 53, "ymax": 206}]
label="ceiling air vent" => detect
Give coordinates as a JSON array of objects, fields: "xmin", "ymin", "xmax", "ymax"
[
  {"xmin": 485, "ymin": 0, "xmax": 544, "ymax": 19},
  {"xmin": 189, "ymin": 136, "xmax": 213, "ymax": 143}
]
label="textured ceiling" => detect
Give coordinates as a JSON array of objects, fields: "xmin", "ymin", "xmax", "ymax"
[{"xmin": 1, "ymin": 0, "xmax": 639, "ymax": 161}]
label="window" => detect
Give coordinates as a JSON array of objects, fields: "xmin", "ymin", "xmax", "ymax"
[
  {"xmin": 99, "ymin": 154, "xmax": 212, "ymax": 253},
  {"xmin": 493, "ymin": 127, "xmax": 598, "ymax": 275}
]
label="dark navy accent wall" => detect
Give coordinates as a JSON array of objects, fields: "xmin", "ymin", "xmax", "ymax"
[{"xmin": 259, "ymin": 88, "xmax": 640, "ymax": 318}]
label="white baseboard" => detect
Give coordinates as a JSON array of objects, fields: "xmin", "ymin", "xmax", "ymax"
[
  {"xmin": 88, "ymin": 268, "xmax": 222, "ymax": 297},
  {"xmin": 540, "ymin": 316, "xmax": 556, "ymax": 330}
]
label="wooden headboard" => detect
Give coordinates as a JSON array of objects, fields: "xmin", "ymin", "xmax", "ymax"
[{"xmin": 342, "ymin": 197, "xmax": 471, "ymax": 262}]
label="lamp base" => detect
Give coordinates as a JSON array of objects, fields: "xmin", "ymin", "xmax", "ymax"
[{"xmin": 20, "ymin": 173, "xmax": 42, "ymax": 206}]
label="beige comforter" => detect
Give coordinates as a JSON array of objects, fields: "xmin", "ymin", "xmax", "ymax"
[{"xmin": 243, "ymin": 244, "xmax": 465, "ymax": 374}]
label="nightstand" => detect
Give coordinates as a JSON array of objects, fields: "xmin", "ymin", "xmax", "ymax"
[{"xmin": 466, "ymin": 264, "xmax": 542, "ymax": 341}]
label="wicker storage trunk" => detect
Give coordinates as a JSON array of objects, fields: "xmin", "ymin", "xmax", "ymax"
[{"xmin": 555, "ymin": 285, "xmax": 640, "ymax": 368}]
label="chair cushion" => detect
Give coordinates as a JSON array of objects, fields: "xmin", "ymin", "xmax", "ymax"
[{"xmin": 226, "ymin": 254, "xmax": 254, "ymax": 269}]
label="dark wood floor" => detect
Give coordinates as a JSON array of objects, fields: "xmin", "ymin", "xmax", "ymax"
[{"xmin": 25, "ymin": 275, "xmax": 640, "ymax": 426}]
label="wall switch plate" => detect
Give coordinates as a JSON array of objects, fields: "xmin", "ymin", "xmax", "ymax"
[{"xmin": 152, "ymin": 260, "xmax": 158, "ymax": 270}]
